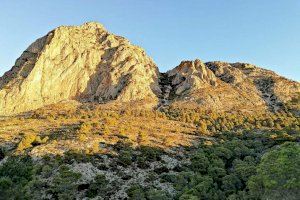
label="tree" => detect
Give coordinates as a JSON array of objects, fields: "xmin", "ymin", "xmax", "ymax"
[
  {"xmin": 247, "ymin": 142, "xmax": 300, "ymax": 200},
  {"xmin": 86, "ymin": 174, "xmax": 110, "ymax": 198},
  {"xmin": 50, "ymin": 165, "xmax": 82, "ymax": 200},
  {"xmin": 127, "ymin": 184, "xmax": 146, "ymax": 200},
  {"xmin": 179, "ymin": 194, "xmax": 199, "ymax": 200},
  {"xmin": 0, "ymin": 156, "xmax": 34, "ymax": 199},
  {"xmin": 180, "ymin": 175, "xmax": 222, "ymax": 200},
  {"xmin": 146, "ymin": 188, "xmax": 171, "ymax": 200},
  {"xmin": 223, "ymin": 174, "xmax": 243, "ymax": 195},
  {"xmin": 190, "ymin": 151, "xmax": 209, "ymax": 173}
]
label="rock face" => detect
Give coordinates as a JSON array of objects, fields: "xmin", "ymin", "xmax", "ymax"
[
  {"xmin": 167, "ymin": 59, "xmax": 217, "ymax": 95},
  {"xmin": 168, "ymin": 61, "xmax": 300, "ymax": 112},
  {"xmin": 210, "ymin": 61, "xmax": 300, "ymax": 111},
  {"xmin": 0, "ymin": 22, "xmax": 160, "ymax": 115}
]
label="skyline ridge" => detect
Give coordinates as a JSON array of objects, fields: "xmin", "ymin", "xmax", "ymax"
[
  {"xmin": 1, "ymin": 1, "xmax": 300, "ymax": 81},
  {"xmin": 1, "ymin": 21, "xmax": 299, "ymax": 82}
]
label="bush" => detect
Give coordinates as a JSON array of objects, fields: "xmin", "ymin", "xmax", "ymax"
[
  {"xmin": 17, "ymin": 133, "xmax": 37, "ymax": 151},
  {"xmin": 146, "ymin": 188, "xmax": 171, "ymax": 200},
  {"xmin": 86, "ymin": 174, "xmax": 110, "ymax": 198},
  {"xmin": 17, "ymin": 133, "xmax": 49, "ymax": 152},
  {"xmin": 118, "ymin": 150, "xmax": 133, "ymax": 166},
  {"xmin": 50, "ymin": 165, "xmax": 82, "ymax": 200},
  {"xmin": 126, "ymin": 184, "xmax": 146, "ymax": 200},
  {"xmin": 0, "ymin": 156, "xmax": 34, "ymax": 199},
  {"xmin": 190, "ymin": 151, "xmax": 209, "ymax": 173},
  {"xmin": 247, "ymin": 142, "xmax": 300, "ymax": 199},
  {"xmin": 139, "ymin": 146, "xmax": 163, "ymax": 162}
]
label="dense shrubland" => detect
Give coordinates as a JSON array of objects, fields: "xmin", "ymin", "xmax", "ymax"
[
  {"xmin": 0, "ymin": 102, "xmax": 299, "ymax": 199},
  {"xmin": 30, "ymin": 102, "xmax": 300, "ymax": 136},
  {"xmin": 0, "ymin": 130, "xmax": 299, "ymax": 200},
  {"xmin": 161, "ymin": 106, "xmax": 299, "ymax": 134},
  {"xmin": 165, "ymin": 132, "xmax": 299, "ymax": 200}
]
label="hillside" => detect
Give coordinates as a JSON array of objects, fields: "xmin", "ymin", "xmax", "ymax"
[
  {"xmin": 162, "ymin": 60, "xmax": 299, "ymax": 113},
  {"xmin": 0, "ymin": 101, "xmax": 299, "ymax": 199},
  {"xmin": 0, "ymin": 22, "xmax": 299, "ymax": 200}
]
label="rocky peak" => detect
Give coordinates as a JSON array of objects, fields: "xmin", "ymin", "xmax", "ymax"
[
  {"xmin": 0, "ymin": 22, "xmax": 160, "ymax": 115},
  {"xmin": 171, "ymin": 60, "xmax": 299, "ymax": 112},
  {"xmin": 166, "ymin": 59, "xmax": 217, "ymax": 95}
]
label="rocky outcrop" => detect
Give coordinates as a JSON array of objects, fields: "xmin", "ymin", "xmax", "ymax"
[
  {"xmin": 0, "ymin": 22, "xmax": 160, "ymax": 115},
  {"xmin": 206, "ymin": 61, "xmax": 246, "ymax": 84},
  {"xmin": 168, "ymin": 61, "xmax": 300, "ymax": 112},
  {"xmin": 166, "ymin": 59, "xmax": 217, "ymax": 95}
]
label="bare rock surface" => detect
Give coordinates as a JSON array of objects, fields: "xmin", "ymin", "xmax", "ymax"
[
  {"xmin": 168, "ymin": 61, "xmax": 300, "ymax": 112},
  {"xmin": 167, "ymin": 59, "xmax": 217, "ymax": 95},
  {"xmin": 0, "ymin": 22, "xmax": 160, "ymax": 115}
]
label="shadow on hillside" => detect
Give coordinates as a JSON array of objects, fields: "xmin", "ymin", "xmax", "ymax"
[{"xmin": 254, "ymin": 77, "xmax": 285, "ymax": 112}]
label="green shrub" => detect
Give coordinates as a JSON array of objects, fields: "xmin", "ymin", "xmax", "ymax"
[
  {"xmin": 86, "ymin": 174, "xmax": 109, "ymax": 198},
  {"xmin": 190, "ymin": 151, "xmax": 209, "ymax": 173},
  {"xmin": 118, "ymin": 150, "xmax": 133, "ymax": 166},
  {"xmin": 0, "ymin": 156, "xmax": 34, "ymax": 199},
  {"xmin": 50, "ymin": 165, "xmax": 82, "ymax": 200},
  {"xmin": 139, "ymin": 146, "xmax": 163, "ymax": 162},
  {"xmin": 146, "ymin": 188, "xmax": 171, "ymax": 200},
  {"xmin": 126, "ymin": 184, "xmax": 146, "ymax": 200}
]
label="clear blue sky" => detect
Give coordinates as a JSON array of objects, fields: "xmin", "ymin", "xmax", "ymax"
[{"xmin": 0, "ymin": 0, "xmax": 299, "ymax": 81}]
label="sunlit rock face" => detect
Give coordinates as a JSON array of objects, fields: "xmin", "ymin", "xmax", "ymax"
[
  {"xmin": 166, "ymin": 59, "xmax": 217, "ymax": 95},
  {"xmin": 0, "ymin": 22, "xmax": 160, "ymax": 115},
  {"xmin": 167, "ymin": 60, "xmax": 300, "ymax": 113}
]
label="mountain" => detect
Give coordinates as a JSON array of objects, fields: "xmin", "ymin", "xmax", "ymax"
[
  {"xmin": 0, "ymin": 22, "xmax": 160, "ymax": 115},
  {"xmin": 0, "ymin": 22, "xmax": 299, "ymax": 200},
  {"xmin": 0, "ymin": 22, "xmax": 299, "ymax": 116}
]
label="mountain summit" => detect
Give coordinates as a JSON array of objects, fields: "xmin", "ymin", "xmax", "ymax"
[{"xmin": 0, "ymin": 22, "xmax": 299, "ymax": 115}]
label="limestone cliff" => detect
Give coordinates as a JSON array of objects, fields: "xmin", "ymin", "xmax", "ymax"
[{"xmin": 0, "ymin": 22, "xmax": 160, "ymax": 115}]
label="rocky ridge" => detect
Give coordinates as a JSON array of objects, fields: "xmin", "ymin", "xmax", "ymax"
[
  {"xmin": 0, "ymin": 22, "xmax": 299, "ymax": 115},
  {"xmin": 165, "ymin": 60, "xmax": 299, "ymax": 112}
]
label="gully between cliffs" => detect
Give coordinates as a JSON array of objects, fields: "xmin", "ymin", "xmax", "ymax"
[{"xmin": 157, "ymin": 73, "xmax": 179, "ymax": 109}]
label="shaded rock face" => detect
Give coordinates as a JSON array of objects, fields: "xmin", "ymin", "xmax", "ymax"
[
  {"xmin": 206, "ymin": 61, "xmax": 246, "ymax": 84},
  {"xmin": 0, "ymin": 22, "xmax": 160, "ymax": 115}
]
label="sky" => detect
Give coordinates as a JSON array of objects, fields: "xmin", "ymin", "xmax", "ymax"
[{"xmin": 0, "ymin": 0, "xmax": 299, "ymax": 81}]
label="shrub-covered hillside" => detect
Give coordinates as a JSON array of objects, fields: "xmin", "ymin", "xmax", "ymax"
[{"xmin": 0, "ymin": 102, "xmax": 299, "ymax": 199}]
